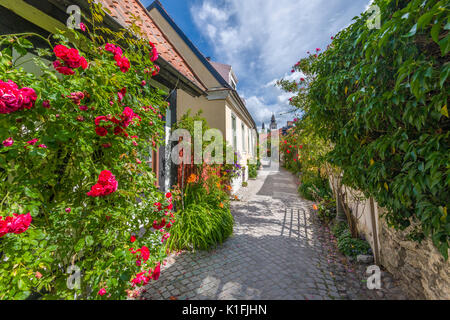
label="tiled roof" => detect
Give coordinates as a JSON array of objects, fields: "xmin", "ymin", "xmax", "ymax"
[
  {"xmin": 209, "ymin": 61, "xmax": 232, "ymax": 85},
  {"xmin": 97, "ymin": 0, "xmax": 205, "ymax": 91}
]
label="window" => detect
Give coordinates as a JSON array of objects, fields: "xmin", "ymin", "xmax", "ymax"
[
  {"xmin": 232, "ymin": 115, "xmax": 237, "ymax": 152},
  {"xmin": 241, "ymin": 124, "xmax": 245, "ymax": 153},
  {"xmin": 248, "ymin": 128, "xmax": 251, "ymax": 155},
  {"xmin": 147, "ymin": 148, "xmax": 160, "ymax": 187}
]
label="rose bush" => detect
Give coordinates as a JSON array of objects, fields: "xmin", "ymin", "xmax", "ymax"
[{"xmin": 0, "ymin": 4, "xmax": 174, "ymax": 299}]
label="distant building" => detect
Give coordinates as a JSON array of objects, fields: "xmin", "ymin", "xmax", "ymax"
[
  {"xmin": 270, "ymin": 114, "xmax": 277, "ymax": 130},
  {"xmin": 281, "ymin": 120, "xmax": 295, "ymax": 136},
  {"xmin": 146, "ymin": 1, "xmax": 257, "ymax": 193}
]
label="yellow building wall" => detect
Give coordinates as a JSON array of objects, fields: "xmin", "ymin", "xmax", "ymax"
[{"xmin": 176, "ymin": 90, "xmax": 226, "ymax": 135}]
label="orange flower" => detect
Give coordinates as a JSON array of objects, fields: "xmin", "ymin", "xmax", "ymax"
[
  {"xmin": 312, "ymin": 204, "xmax": 318, "ymax": 210},
  {"xmin": 187, "ymin": 174, "xmax": 197, "ymax": 184},
  {"xmin": 219, "ymin": 203, "xmax": 224, "ymax": 208},
  {"xmin": 226, "ymin": 185, "xmax": 232, "ymax": 191},
  {"xmin": 234, "ymin": 195, "xmax": 239, "ymax": 200},
  {"xmin": 216, "ymin": 182, "xmax": 221, "ymax": 188}
]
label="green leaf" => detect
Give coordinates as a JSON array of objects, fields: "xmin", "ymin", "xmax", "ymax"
[
  {"xmin": 24, "ymin": 187, "xmax": 40, "ymax": 199},
  {"xmin": 445, "ymin": 21, "xmax": 450, "ymax": 31},
  {"xmin": 12, "ymin": 43, "xmax": 27, "ymax": 56},
  {"xmin": 441, "ymin": 105, "xmax": 448, "ymax": 118},
  {"xmin": 438, "ymin": 34, "xmax": 449, "ymax": 56},
  {"xmin": 18, "ymin": 279, "xmax": 29, "ymax": 291},
  {"xmin": 431, "ymin": 22, "xmax": 441, "ymax": 43},
  {"xmin": 75, "ymin": 238, "xmax": 85, "ymax": 252},
  {"xmin": 440, "ymin": 64, "xmax": 449, "ymax": 88},
  {"xmin": 417, "ymin": 12, "xmax": 434, "ymax": 30},
  {"xmin": 85, "ymin": 235, "xmax": 94, "ymax": 247},
  {"xmin": 17, "ymin": 38, "xmax": 33, "ymax": 49},
  {"xmin": 405, "ymin": 23, "xmax": 417, "ymax": 37},
  {"xmin": 119, "ymin": 272, "xmax": 131, "ymax": 281},
  {"xmin": 438, "ymin": 242, "xmax": 449, "ymax": 261}
]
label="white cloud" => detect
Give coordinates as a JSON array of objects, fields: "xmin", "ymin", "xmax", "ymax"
[{"xmin": 190, "ymin": 0, "xmax": 372, "ymax": 126}]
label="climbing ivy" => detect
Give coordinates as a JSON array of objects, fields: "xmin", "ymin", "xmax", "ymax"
[{"xmin": 283, "ymin": 0, "xmax": 449, "ymax": 258}]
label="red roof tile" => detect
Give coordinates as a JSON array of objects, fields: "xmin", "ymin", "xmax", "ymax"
[{"xmin": 97, "ymin": 0, "xmax": 205, "ymax": 91}]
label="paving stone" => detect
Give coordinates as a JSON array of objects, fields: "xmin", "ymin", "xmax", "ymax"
[{"xmin": 141, "ymin": 168, "xmax": 407, "ymax": 301}]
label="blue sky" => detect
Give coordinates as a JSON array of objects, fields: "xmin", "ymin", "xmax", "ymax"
[{"xmin": 141, "ymin": 0, "xmax": 372, "ymax": 128}]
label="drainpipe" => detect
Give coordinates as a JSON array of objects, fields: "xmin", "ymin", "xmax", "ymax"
[
  {"xmin": 369, "ymin": 197, "xmax": 381, "ymax": 265},
  {"xmin": 335, "ymin": 174, "xmax": 346, "ymax": 222}
]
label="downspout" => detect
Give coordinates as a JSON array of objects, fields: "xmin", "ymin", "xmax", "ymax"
[{"xmin": 369, "ymin": 197, "xmax": 381, "ymax": 265}]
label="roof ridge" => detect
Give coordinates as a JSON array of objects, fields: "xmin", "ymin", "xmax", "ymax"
[{"xmin": 147, "ymin": 0, "xmax": 231, "ymax": 89}]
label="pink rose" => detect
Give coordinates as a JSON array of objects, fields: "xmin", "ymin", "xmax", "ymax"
[
  {"xmin": 27, "ymin": 138, "xmax": 39, "ymax": 146},
  {"xmin": 42, "ymin": 100, "xmax": 51, "ymax": 109},
  {"xmin": 2, "ymin": 137, "xmax": 13, "ymax": 147},
  {"xmin": 98, "ymin": 288, "xmax": 107, "ymax": 296}
]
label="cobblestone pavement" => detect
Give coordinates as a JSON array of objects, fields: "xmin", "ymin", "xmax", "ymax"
[{"xmin": 141, "ymin": 168, "xmax": 407, "ymax": 300}]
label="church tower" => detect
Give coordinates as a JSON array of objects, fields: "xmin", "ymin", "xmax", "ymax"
[{"xmin": 270, "ymin": 114, "xmax": 277, "ymax": 130}]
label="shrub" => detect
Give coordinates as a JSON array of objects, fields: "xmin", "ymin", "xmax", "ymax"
[
  {"xmin": 0, "ymin": 4, "xmax": 171, "ymax": 299},
  {"xmin": 166, "ymin": 203, "xmax": 233, "ymax": 251},
  {"xmin": 331, "ymin": 221, "xmax": 349, "ymax": 238},
  {"xmin": 170, "ymin": 172, "xmax": 233, "ymax": 251},
  {"xmin": 315, "ymin": 198, "xmax": 337, "ymax": 224},
  {"xmin": 248, "ymin": 163, "xmax": 258, "ymax": 179},
  {"xmin": 337, "ymin": 230, "xmax": 372, "ymax": 259},
  {"xmin": 298, "ymin": 172, "xmax": 332, "ymax": 201}
]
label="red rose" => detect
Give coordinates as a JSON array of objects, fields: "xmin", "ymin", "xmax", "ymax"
[
  {"xmin": 140, "ymin": 246, "xmax": 150, "ymax": 262},
  {"xmin": 95, "ymin": 116, "xmax": 108, "ymax": 126},
  {"xmin": 42, "ymin": 100, "xmax": 51, "ymax": 109},
  {"xmin": 152, "ymin": 263, "xmax": 161, "ymax": 281},
  {"xmin": 95, "ymin": 127, "xmax": 108, "ymax": 136},
  {"xmin": 7, "ymin": 213, "xmax": 32, "ymax": 234},
  {"xmin": 53, "ymin": 44, "xmax": 69, "ymax": 59},
  {"xmin": 56, "ymin": 66, "xmax": 75, "ymax": 75},
  {"xmin": 152, "ymin": 65, "xmax": 160, "ymax": 76}
]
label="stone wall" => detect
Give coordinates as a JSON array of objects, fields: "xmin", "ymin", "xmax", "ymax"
[
  {"xmin": 331, "ymin": 176, "xmax": 450, "ymax": 300},
  {"xmin": 378, "ymin": 215, "xmax": 450, "ymax": 300}
]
